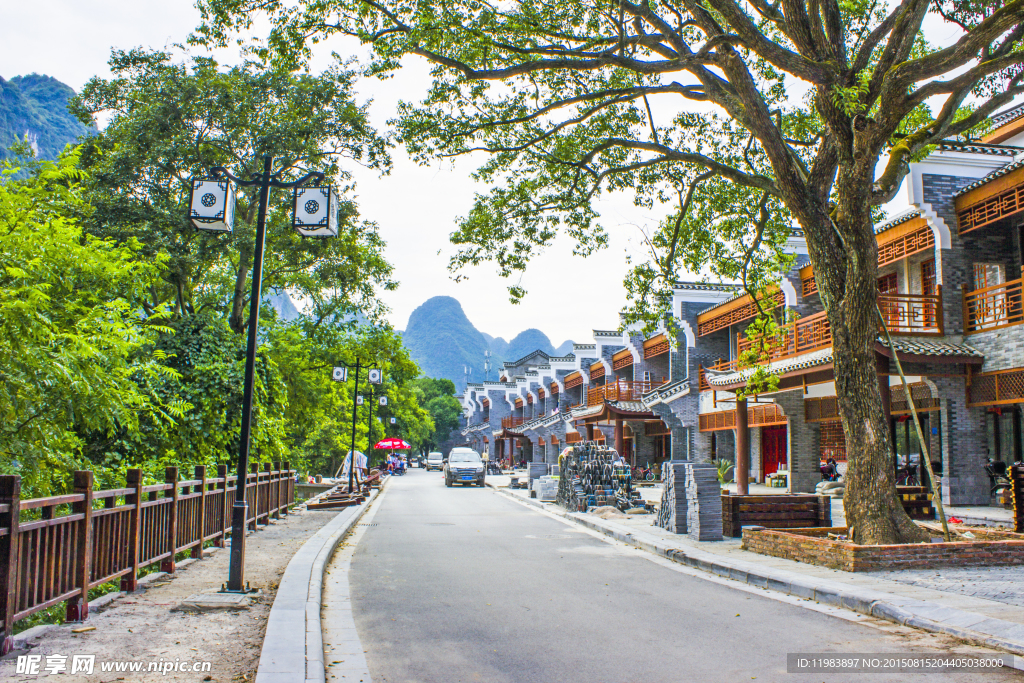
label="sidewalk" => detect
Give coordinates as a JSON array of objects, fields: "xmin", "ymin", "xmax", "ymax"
[{"xmin": 487, "ymin": 478, "xmax": 1024, "ymax": 662}]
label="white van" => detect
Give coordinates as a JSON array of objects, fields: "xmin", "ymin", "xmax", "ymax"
[{"xmin": 425, "ymin": 452, "xmax": 444, "ymax": 471}]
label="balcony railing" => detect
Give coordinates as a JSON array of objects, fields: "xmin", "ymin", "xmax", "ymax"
[
  {"xmin": 501, "ymin": 416, "xmax": 524, "ymax": 429},
  {"xmin": 964, "ymin": 278, "xmax": 1024, "ymax": 334},
  {"xmin": 877, "ymin": 288, "xmax": 943, "ymax": 336},
  {"xmin": 736, "ymin": 310, "xmax": 834, "ymax": 363},
  {"xmin": 586, "ymin": 379, "xmax": 665, "ymax": 406},
  {"xmin": 729, "ymin": 292, "xmax": 943, "ymax": 373}
]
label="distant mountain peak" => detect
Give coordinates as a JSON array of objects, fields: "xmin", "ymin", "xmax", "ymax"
[
  {"xmin": 401, "ymin": 297, "xmax": 571, "ymax": 389},
  {"xmin": 1, "ymin": 73, "xmax": 94, "ymax": 163}
]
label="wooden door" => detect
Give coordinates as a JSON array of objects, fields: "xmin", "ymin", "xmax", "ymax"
[{"xmin": 762, "ymin": 425, "xmax": 788, "ymax": 476}]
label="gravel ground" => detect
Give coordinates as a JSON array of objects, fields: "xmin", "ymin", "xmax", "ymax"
[{"xmin": 0, "ymin": 506, "xmax": 341, "ymax": 683}]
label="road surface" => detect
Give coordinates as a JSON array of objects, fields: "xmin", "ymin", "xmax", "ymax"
[{"xmin": 342, "ymin": 469, "xmax": 1019, "ymax": 682}]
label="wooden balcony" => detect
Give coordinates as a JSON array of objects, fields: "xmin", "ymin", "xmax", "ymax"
[
  {"xmin": 698, "ymin": 403, "xmax": 786, "ymax": 431},
  {"xmin": 698, "ymin": 294, "xmax": 943, "ymax": 393},
  {"xmin": 501, "ymin": 416, "xmax": 524, "ymax": 429},
  {"xmin": 964, "ymin": 277, "xmax": 1024, "ymax": 334},
  {"xmin": 586, "ymin": 379, "xmax": 665, "ymax": 406},
  {"xmin": 877, "ymin": 289, "xmax": 943, "ymax": 336}
]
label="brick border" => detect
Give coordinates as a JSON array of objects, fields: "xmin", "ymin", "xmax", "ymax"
[{"xmin": 741, "ymin": 526, "xmax": 1024, "ymax": 572}]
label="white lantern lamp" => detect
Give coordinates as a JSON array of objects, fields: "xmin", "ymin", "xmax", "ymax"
[
  {"xmin": 292, "ymin": 186, "xmax": 340, "ymax": 237},
  {"xmin": 189, "ymin": 179, "xmax": 236, "ymax": 233}
]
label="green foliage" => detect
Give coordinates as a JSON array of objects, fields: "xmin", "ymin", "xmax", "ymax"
[
  {"xmin": 408, "ymin": 377, "xmax": 461, "ymax": 451},
  {"xmin": 71, "ymin": 48, "xmax": 395, "ymax": 332},
  {"xmin": 0, "ymin": 153, "xmax": 185, "ymax": 496},
  {"xmin": 717, "ymin": 459, "xmax": 734, "ymax": 485}
]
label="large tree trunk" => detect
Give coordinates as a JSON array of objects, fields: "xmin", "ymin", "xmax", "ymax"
[{"xmin": 802, "ymin": 167, "xmax": 929, "ymax": 546}]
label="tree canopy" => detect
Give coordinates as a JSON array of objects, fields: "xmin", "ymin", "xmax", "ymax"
[{"xmin": 196, "ymin": 0, "xmax": 1024, "ymax": 544}]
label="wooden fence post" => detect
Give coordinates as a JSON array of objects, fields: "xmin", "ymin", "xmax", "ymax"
[
  {"xmin": 161, "ymin": 467, "xmax": 179, "ymax": 574},
  {"xmin": 272, "ymin": 461, "xmax": 282, "ymax": 520},
  {"xmin": 193, "ymin": 466, "xmax": 207, "ymax": 559},
  {"xmin": 282, "ymin": 461, "xmax": 291, "ymax": 514},
  {"xmin": 0, "ymin": 476, "xmax": 21, "ymax": 655},
  {"xmin": 216, "ymin": 464, "xmax": 229, "ymax": 547},
  {"xmin": 263, "ymin": 463, "xmax": 274, "ymax": 521},
  {"xmin": 66, "ymin": 470, "xmax": 94, "ymax": 622},
  {"xmin": 248, "ymin": 464, "xmax": 259, "ymax": 530},
  {"xmin": 121, "ymin": 469, "xmax": 143, "ymax": 592}
]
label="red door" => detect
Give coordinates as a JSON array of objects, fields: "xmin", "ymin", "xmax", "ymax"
[{"xmin": 762, "ymin": 426, "xmax": 788, "ymax": 476}]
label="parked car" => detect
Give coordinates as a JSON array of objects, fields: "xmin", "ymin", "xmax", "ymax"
[
  {"xmin": 444, "ymin": 448, "xmax": 485, "ymax": 487},
  {"xmin": 425, "ymin": 452, "xmax": 444, "ymax": 471}
]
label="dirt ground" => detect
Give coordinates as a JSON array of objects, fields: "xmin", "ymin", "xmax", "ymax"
[{"xmin": 0, "ymin": 506, "xmax": 342, "ymax": 683}]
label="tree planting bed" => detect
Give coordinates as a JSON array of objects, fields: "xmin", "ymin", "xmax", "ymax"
[{"xmin": 741, "ymin": 526, "xmax": 1024, "ymax": 572}]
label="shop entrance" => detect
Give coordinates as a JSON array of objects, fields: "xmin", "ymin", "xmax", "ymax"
[{"xmin": 762, "ymin": 425, "xmax": 788, "ymax": 476}]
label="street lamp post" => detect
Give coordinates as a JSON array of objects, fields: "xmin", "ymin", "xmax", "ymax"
[
  {"xmin": 331, "ymin": 361, "xmax": 382, "ymax": 493},
  {"xmin": 188, "ymin": 154, "xmax": 339, "ymax": 593}
]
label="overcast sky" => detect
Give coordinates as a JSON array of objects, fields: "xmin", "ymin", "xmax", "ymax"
[{"xmin": 2, "ymin": 0, "xmax": 932, "ymax": 344}]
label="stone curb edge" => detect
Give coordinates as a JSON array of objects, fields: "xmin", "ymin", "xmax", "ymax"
[
  {"xmin": 490, "ymin": 485, "xmax": 1024, "ymax": 662},
  {"xmin": 255, "ymin": 482, "xmax": 383, "ymax": 683}
]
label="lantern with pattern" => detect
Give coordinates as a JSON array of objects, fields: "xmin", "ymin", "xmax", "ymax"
[
  {"xmin": 292, "ymin": 186, "xmax": 340, "ymax": 237},
  {"xmin": 188, "ymin": 179, "xmax": 236, "ymax": 233}
]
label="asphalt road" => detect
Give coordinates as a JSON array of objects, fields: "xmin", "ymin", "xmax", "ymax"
[{"xmin": 345, "ymin": 469, "xmax": 1020, "ymax": 683}]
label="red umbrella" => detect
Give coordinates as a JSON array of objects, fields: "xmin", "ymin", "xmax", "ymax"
[{"xmin": 374, "ymin": 437, "xmax": 411, "ymax": 450}]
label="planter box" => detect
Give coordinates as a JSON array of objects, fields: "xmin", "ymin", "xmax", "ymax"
[
  {"xmin": 741, "ymin": 526, "xmax": 1024, "ymax": 572},
  {"xmin": 721, "ymin": 493, "xmax": 831, "ymax": 538}
]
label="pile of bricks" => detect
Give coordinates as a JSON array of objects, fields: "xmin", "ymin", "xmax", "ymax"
[{"xmin": 655, "ymin": 463, "xmax": 688, "ymax": 533}]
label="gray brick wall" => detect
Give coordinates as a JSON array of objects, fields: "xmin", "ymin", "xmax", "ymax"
[{"xmin": 774, "ymin": 390, "xmax": 820, "ymax": 493}]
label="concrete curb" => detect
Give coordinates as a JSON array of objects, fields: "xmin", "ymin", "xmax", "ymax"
[
  {"xmin": 255, "ymin": 485, "xmax": 381, "ymax": 683},
  {"xmin": 490, "ymin": 485, "xmax": 1024, "ymax": 660}
]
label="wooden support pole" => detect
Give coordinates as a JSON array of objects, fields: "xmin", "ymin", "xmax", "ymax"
[
  {"xmin": 264, "ymin": 462, "xmax": 275, "ymax": 521},
  {"xmin": 736, "ymin": 397, "xmax": 750, "ymax": 496},
  {"xmin": 121, "ymin": 469, "xmax": 143, "ymax": 591},
  {"xmin": 192, "ymin": 466, "xmax": 207, "ymax": 559},
  {"xmin": 161, "ymin": 467, "xmax": 179, "ymax": 574},
  {"xmin": 614, "ymin": 419, "xmax": 624, "ymax": 461},
  {"xmin": 66, "ymin": 470, "xmax": 94, "ymax": 622},
  {"xmin": 0, "ymin": 476, "xmax": 21, "ymax": 654}
]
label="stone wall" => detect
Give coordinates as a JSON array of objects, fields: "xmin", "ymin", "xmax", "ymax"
[{"xmin": 931, "ymin": 375, "xmax": 988, "ymax": 505}]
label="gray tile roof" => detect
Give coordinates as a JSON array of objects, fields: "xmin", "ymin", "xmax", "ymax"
[
  {"xmin": 610, "ymin": 400, "xmax": 653, "ymax": 414},
  {"xmin": 953, "ymin": 158, "xmax": 1024, "ymax": 198},
  {"xmin": 992, "ymin": 103, "xmax": 1024, "ymax": 128},
  {"xmin": 706, "ymin": 348, "xmax": 834, "ymax": 387},
  {"xmin": 642, "ymin": 378, "xmax": 691, "ymax": 405},
  {"xmin": 875, "ymin": 209, "xmax": 922, "ymax": 234},
  {"xmin": 879, "ymin": 338, "xmax": 983, "ymax": 358},
  {"xmin": 569, "ymin": 404, "xmax": 604, "ymax": 419},
  {"xmin": 706, "ymin": 338, "xmax": 984, "ymax": 387},
  {"xmin": 593, "ymin": 329, "xmax": 621, "ymax": 337},
  {"xmin": 673, "ymin": 281, "xmax": 739, "ymax": 293}
]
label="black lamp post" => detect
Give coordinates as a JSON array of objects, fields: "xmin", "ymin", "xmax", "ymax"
[
  {"xmin": 331, "ymin": 362, "xmax": 382, "ymax": 492},
  {"xmin": 189, "ymin": 155, "xmax": 339, "ymax": 593}
]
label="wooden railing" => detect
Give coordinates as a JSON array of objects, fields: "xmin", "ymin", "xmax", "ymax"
[
  {"xmin": 736, "ymin": 310, "xmax": 834, "ymax": 363},
  {"xmin": 877, "ymin": 289, "xmax": 943, "ymax": 336},
  {"xmin": 586, "ymin": 379, "xmax": 665, "ymax": 406},
  {"xmin": 964, "ymin": 278, "xmax": 1024, "ymax": 334},
  {"xmin": 698, "ymin": 403, "xmax": 786, "ymax": 432},
  {"xmin": 0, "ymin": 465, "xmax": 295, "ymax": 652},
  {"xmin": 729, "ymin": 293, "xmax": 942, "ymax": 373},
  {"xmin": 501, "ymin": 416, "xmax": 525, "ymax": 429}
]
